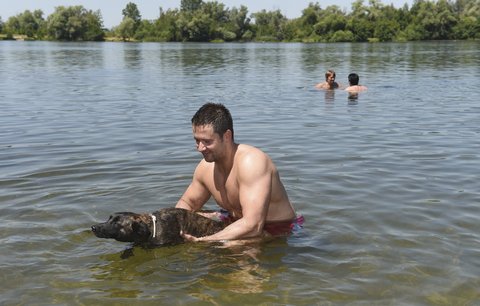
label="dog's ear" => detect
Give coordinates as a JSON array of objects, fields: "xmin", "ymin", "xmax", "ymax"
[{"xmin": 132, "ymin": 221, "xmax": 151, "ymax": 241}]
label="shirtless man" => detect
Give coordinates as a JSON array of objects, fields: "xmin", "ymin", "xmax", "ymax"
[
  {"xmin": 345, "ymin": 73, "xmax": 367, "ymax": 92},
  {"xmin": 315, "ymin": 69, "xmax": 340, "ymax": 90},
  {"xmin": 176, "ymin": 103, "xmax": 300, "ymax": 242}
]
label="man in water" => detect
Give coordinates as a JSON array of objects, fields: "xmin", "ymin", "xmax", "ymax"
[
  {"xmin": 345, "ymin": 73, "xmax": 367, "ymax": 92},
  {"xmin": 315, "ymin": 69, "xmax": 340, "ymax": 89},
  {"xmin": 176, "ymin": 103, "xmax": 302, "ymax": 241}
]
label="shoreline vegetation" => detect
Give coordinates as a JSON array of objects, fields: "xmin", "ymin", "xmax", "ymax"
[{"xmin": 1, "ymin": 0, "xmax": 479, "ymax": 43}]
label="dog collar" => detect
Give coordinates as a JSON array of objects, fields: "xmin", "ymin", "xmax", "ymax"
[{"xmin": 150, "ymin": 215, "xmax": 157, "ymax": 238}]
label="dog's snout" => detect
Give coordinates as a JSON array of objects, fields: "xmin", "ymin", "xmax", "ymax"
[{"xmin": 91, "ymin": 225, "xmax": 97, "ymax": 232}]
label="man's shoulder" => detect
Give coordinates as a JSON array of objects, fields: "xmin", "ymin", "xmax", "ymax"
[
  {"xmin": 346, "ymin": 85, "xmax": 367, "ymax": 92},
  {"xmin": 237, "ymin": 144, "xmax": 266, "ymax": 157},
  {"xmin": 236, "ymin": 144, "xmax": 271, "ymax": 171}
]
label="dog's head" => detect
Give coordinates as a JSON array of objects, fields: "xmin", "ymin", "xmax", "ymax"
[{"xmin": 91, "ymin": 212, "xmax": 153, "ymax": 243}]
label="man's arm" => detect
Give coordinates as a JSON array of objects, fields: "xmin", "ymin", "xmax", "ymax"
[
  {"xmin": 176, "ymin": 162, "xmax": 211, "ymax": 211},
  {"xmin": 183, "ymin": 150, "xmax": 272, "ymax": 241}
]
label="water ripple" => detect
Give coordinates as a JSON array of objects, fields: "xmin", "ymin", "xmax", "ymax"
[{"xmin": 1, "ymin": 41, "xmax": 480, "ymax": 305}]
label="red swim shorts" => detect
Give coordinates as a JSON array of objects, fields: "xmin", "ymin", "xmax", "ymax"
[
  {"xmin": 218, "ymin": 210, "xmax": 305, "ymax": 237},
  {"xmin": 263, "ymin": 215, "xmax": 305, "ymax": 236}
]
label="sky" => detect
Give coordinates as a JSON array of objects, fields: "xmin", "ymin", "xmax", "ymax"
[{"xmin": 1, "ymin": 0, "xmax": 413, "ymax": 28}]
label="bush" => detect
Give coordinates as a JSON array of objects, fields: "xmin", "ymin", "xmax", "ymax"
[{"xmin": 329, "ymin": 30, "xmax": 354, "ymax": 42}]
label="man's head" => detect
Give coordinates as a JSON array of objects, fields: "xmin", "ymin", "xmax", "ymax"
[
  {"xmin": 191, "ymin": 103, "xmax": 234, "ymax": 162},
  {"xmin": 348, "ymin": 73, "xmax": 360, "ymax": 86},
  {"xmin": 325, "ymin": 69, "xmax": 336, "ymax": 83},
  {"xmin": 192, "ymin": 103, "xmax": 234, "ymax": 140}
]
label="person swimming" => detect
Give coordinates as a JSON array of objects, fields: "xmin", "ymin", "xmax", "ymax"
[
  {"xmin": 345, "ymin": 73, "xmax": 367, "ymax": 92},
  {"xmin": 315, "ymin": 69, "xmax": 340, "ymax": 90}
]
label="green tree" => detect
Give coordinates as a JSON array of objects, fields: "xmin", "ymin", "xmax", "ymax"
[
  {"xmin": 46, "ymin": 6, "xmax": 104, "ymax": 41},
  {"xmin": 184, "ymin": 13, "xmax": 211, "ymax": 41},
  {"xmin": 5, "ymin": 16, "xmax": 21, "ymax": 35},
  {"xmin": 252, "ymin": 9, "xmax": 288, "ymax": 41},
  {"xmin": 453, "ymin": 15, "xmax": 479, "ymax": 39},
  {"xmin": 454, "ymin": 0, "xmax": 480, "ymax": 17},
  {"xmin": 153, "ymin": 8, "xmax": 181, "ymax": 41},
  {"xmin": 301, "ymin": 2, "xmax": 322, "ymax": 27},
  {"xmin": 346, "ymin": 0, "xmax": 374, "ymax": 41},
  {"xmin": 433, "ymin": 0, "xmax": 458, "ymax": 39},
  {"xmin": 133, "ymin": 19, "xmax": 155, "ymax": 41},
  {"xmin": 20, "ymin": 10, "xmax": 37, "ymax": 37},
  {"xmin": 372, "ymin": 5, "xmax": 401, "ymax": 41},
  {"xmin": 313, "ymin": 5, "xmax": 347, "ymax": 41},
  {"xmin": 4, "ymin": 10, "xmax": 45, "ymax": 38},
  {"xmin": 181, "ymin": 0, "xmax": 203, "ymax": 13},
  {"xmin": 33, "ymin": 10, "xmax": 47, "ymax": 38},
  {"xmin": 374, "ymin": 18, "xmax": 400, "ymax": 41},
  {"xmin": 410, "ymin": 0, "xmax": 458, "ymax": 40},
  {"xmin": 36, "ymin": 0, "xmax": 476, "ymax": 43},
  {"xmin": 84, "ymin": 9, "xmax": 104, "ymax": 40},
  {"xmin": 330, "ymin": 30, "xmax": 354, "ymax": 42},
  {"xmin": 201, "ymin": 1, "xmax": 228, "ymax": 40},
  {"xmin": 367, "ymin": 0, "xmax": 385, "ymax": 20},
  {"xmin": 122, "ymin": 2, "xmax": 141, "ymax": 32},
  {"xmin": 296, "ymin": 2, "xmax": 324, "ymax": 40},
  {"xmin": 116, "ymin": 17, "xmax": 136, "ymax": 41},
  {"xmin": 226, "ymin": 5, "xmax": 251, "ymax": 40},
  {"xmin": 175, "ymin": 1, "xmax": 242, "ymax": 42}
]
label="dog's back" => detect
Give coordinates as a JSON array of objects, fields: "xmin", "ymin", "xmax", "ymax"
[
  {"xmin": 152, "ymin": 208, "xmax": 225, "ymax": 245},
  {"xmin": 174, "ymin": 208, "xmax": 225, "ymax": 237}
]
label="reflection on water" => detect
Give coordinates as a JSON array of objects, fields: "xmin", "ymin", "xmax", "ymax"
[
  {"xmin": 123, "ymin": 46, "xmax": 143, "ymax": 69},
  {"xmin": 0, "ymin": 41, "xmax": 479, "ymax": 305},
  {"xmin": 324, "ymin": 89, "xmax": 335, "ymax": 102},
  {"xmin": 87, "ymin": 239, "xmax": 283, "ymax": 301},
  {"xmin": 347, "ymin": 92, "xmax": 359, "ymax": 104}
]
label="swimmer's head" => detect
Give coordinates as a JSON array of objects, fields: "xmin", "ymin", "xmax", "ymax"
[
  {"xmin": 325, "ymin": 69, "xmax": 336, "ymax": 82},
  {"xmin": 348, "ymin": 73, "xmax": 360, "ymax": 85}
]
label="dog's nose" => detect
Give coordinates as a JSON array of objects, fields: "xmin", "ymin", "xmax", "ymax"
[{"xmin": 91, "ymin": 225, "xmax": 97, "ymax": 232}]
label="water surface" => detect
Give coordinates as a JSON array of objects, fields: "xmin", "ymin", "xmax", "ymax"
[{"xmin": 1, "ymin": 41, "xmax": 479, "ymax": 305}]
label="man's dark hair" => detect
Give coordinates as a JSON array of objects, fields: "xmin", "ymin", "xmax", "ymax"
[
  {"xmin": 348, "ymin": 73, "xmax": 360, "ymax": 85},
  {"xmin": 192, "ymin": 103, "xmax": 234, "ymax": 140}
]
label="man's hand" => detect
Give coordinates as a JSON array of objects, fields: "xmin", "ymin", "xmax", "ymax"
[{"xmin": 180, "ymin": 230, "xmax": 204, "ymax": 242}]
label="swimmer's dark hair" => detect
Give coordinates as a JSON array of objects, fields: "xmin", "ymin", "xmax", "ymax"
[
  {"xmin": 348, "ymin": 73, "xmax": 360, "ymax": 85},
  {"xmin": 192, "ymin": 103, "xmax": 234, "ymax": 140}
]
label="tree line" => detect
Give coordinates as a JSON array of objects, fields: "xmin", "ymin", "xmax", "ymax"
[{"xmin": 1, "ymin": 0, "xmax": 479, "ymax": 42}]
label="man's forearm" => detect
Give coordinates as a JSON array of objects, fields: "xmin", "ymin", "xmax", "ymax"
[{"xmin": 197, "ymin": 218, "xmax": 263, "ymax": 241}]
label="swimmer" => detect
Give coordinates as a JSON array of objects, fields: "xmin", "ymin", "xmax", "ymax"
[
  {"xmin": 315, "ymin": 69, "xmax": 340, "ymax": 90},
  {"xmin": 345, "ymin": 73, "xmax": 367, "ymax": 92}
]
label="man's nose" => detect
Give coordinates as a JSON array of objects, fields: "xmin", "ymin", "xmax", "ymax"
[{"xmin": 197, "ymin": 142, "xmax": 206, "ymax": 151}]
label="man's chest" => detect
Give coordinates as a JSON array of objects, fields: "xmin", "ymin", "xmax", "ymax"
[{"xmin": 207, "ymin": 171, "xmax": 240, "ymax": 210}]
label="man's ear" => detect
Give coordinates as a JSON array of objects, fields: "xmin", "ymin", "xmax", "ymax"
[{"xmin": 224, "ymin": 129, "xmax": 233, "ymax": 143}]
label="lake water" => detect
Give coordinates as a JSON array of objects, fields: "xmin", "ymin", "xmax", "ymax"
[{"xmin": 1, "ymin": 41, "xmax": 479, "ymax": 305}]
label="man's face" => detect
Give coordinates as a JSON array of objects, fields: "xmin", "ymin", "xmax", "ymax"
[
  {"xmin": 192, "ymin": 124, "xmax": 224, "ymax": 163},
  {"xmin": 327, "ymin": 75, "xmax": 336, "ymax": 86}
]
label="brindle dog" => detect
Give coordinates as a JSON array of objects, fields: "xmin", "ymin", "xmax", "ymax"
[{"xmin": 91, "ymin": 208, "xmax": 225, "ymax": 246}]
